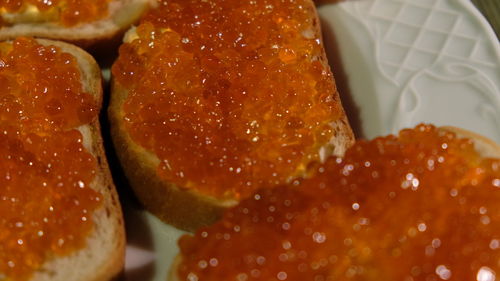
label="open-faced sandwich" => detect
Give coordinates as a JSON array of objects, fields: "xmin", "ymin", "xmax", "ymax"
[
  {"xmin": 110, "ymin": 0, "xmax": 354, "ymax": 231},
  {"xmin": 0, "ymin": 0, "xmax": 155, "ymax": 48},
  {"xmin": 169, "ymin": 124, "xmax": 500, "ymax": 281},
  {"xmin": 0, "ymin": 37, "xmax": 124, "ymax": 281}
]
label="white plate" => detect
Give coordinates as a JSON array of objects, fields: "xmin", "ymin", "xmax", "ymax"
[
  {"xmin": 122, "ymin": 0, "xmax": 500, "ymax": 280},
  {"xmin": 320, "ymin": 0, "xmax": 500, "ymax": 141}
]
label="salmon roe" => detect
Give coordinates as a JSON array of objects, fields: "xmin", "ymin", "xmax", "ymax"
[
  {"xmin": 0, "ymin": 0, "xmax": 111, "ymax": 26},
  {"xmin": 112, "ymin": 0, "xmax": 347, "ymax": 200},
  {"xmin": 0, "ymin": 38, "xmax": 100, "ymax": 281},
  {"xmin": 178, "ymin": 124, "xmax": 500, "ymax": 281}
]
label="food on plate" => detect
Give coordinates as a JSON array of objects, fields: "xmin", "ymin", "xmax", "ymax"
[
  {"xmin": 0, "ymin": 0, "xmax": 154, "ymax": 48},
  {"xmin": 0, "ymin": 37, "xmax": 124, "ymax": 281},
  {"xmin": 110, "ymin": 0, "xmax": 354, "ymax": 231},
  {"xmin": 170, "ymin": 124, "xmax": 500, "ymax": 281}
]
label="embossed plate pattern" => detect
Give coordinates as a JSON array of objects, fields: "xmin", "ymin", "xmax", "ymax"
[{"xmin": 320, "ymin": 0, "xmax": 500, "ymax": 141}]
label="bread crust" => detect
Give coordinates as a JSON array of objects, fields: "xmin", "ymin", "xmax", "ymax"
[
  {"xmin": 1, "ymin": 39, "xmax": 125, "ymax": 281},
  {"xmin": 0, "ymin": 0, "xmax": 155, "ymax": 49},
  {"xmin": 109, "ymin": 0, "xmax": 354, "ymax": 232},
  {"xmin": 439, "ymin": 126, "xmax": 500, "ymax": 158},
  {"xmin": 109, "ymin": 80, "xmax": 236, "ymax": 232},
  {"xmin": 167, "ymin": 256, "xmax": 181, "ymax": 281}
]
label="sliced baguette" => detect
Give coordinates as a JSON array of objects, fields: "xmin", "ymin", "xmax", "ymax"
[
  {"xmin": 0, "ymin": 0, "xmax": 155, "ymax": 49},
  {"xmin": 109, "ymin": 0, "xmax": 354, "ymax": 232},
  {"xmin": 1, "ymin": 39, "xmax": 125, "ymax": 281},
  {"xmin": 167, "ymin": 126, "xmax": 500, "ymax": 281},
  {"xmin": 439, "ymin": 126, "xmax": 500, "ymax": 158}
]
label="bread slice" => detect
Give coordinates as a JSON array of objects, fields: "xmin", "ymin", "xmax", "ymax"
[
  {"xmin": 109, "ymin": 0, "xmax": 354, "ymax": 232},
  {"xmin": 167, "ymin": 126, "xmax": 500, "ymax": 281},
  {"xmin": 439, "ymin": 126, "xmax": 500, "ymax": 158},
  {"xmin": 0, "ymin": 39, "xmax": 125, "ymax": 281},
  {"xmin": 0, "ymin": 0, "xmax": 155, "ymax": 49}
]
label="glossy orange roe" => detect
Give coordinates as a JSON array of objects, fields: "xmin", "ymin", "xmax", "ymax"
[
  {"xmin": 112, "ymin": 0, "xmax": 346, "ymax": 200},
  {"xmin": 0, "ymin": 0, "xmax": 111, "ymax": 26},
  {"xmin": 178, "ymin": 124, "xmax": 500, "ymax": 281},
  {"xmin": 0, "ymin": 38, "xmax": 100, "ymax": 281}
]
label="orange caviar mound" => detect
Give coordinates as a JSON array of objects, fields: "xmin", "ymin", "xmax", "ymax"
[
  {"xmin": 0, "ymin": 38, "xmax": 100, "ymax": 281},
  {"xmin": 178, "ymin": 124, "xmax": 500, "ymax": 281},
  {"xmin": 0, "ymin": 0, "xmax": 111, "ymax": 26},
  {"xmin": 112, "ymin": 0, "xmax": 346, "ymax": 200}
]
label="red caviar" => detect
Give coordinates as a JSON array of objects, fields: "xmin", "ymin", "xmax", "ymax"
[
  {"xmin": 0, "ymin": 0, "xmax": 111, "ymax": 26},
  {"xmin": 0, "ymin": 38, "xmax": 100, "ymax": 281},
  {"xmin": 112, "ymin": 0, "xmax": 349, "ymax": 200},
  {"xmin": 178, "ymin": 124, "xmax": 500, "ymax": 281}
]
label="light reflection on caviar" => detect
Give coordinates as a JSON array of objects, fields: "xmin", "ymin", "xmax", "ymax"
[
  {"xmin": 112, "ymin": 0, "xmax": 348, "ymax": 200},
  {"xmin": 178, "ymin": 124, "xmax": 500, "ymax": 281},
  {"xmin": 0, "ymin": 0, "xmax": 111, "ymax": 26},
  {"xmin": 0, "ymin": 38, "xmax": 101, "ymax": 281}
]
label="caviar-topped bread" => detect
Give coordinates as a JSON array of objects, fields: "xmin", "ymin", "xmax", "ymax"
[
  {"xmin": 170, "ymin": 124, "xmax": 500, "ymax": 281},
  {"xmin": 0, "ymin": 0, "xmax": 154, "ymax": 48},
  {"xmin": 0, "ymin": 38, "xmax": 124, "ymax": 281},
  {"xmin": 110, "ymin": 0, "xmax": 354, "ymax": 231}
]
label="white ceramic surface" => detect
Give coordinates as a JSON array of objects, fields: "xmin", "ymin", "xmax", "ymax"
[
  {"xmin": 122, "ymin": 1, "xmax": 500, "ymax": 280},
  {"xmin": 320, "ymin": 0, "xmax": 500, "ymax": 141}
]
